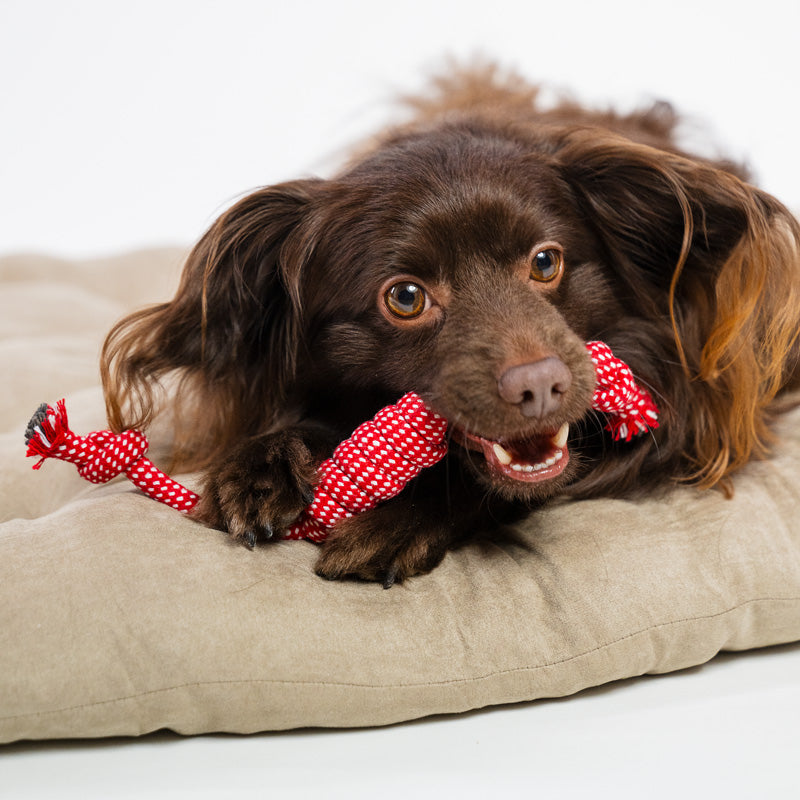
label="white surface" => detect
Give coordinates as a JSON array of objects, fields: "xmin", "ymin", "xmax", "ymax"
[
  {"xmin": 2, "ymin": 644, "xmax": 799, "ymax": 799},
  {"xmin": 2, "ymin": 0, "xmax": 798, "ymax": 794}
]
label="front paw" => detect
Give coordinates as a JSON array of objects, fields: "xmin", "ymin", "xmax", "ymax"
[
  {"xmin": 192, "ymin": 430, "xmax": 319, "ymax": 547},
  {"xmin": 313, "ymin": 506, "xmax": 453, "ymax": 588}
]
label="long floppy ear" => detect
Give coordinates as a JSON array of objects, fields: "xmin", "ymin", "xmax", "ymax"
[
  {"xmin": 102, "ymin": 178, "xmax": 322, "ymax": 469},
  {"xmin": 557, "ymin": 129, "xmax": 800, "ymax": 488}
]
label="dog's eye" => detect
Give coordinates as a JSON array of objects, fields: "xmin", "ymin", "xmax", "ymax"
[
  {"xmin": 384, "ymin": 281, "xmax": 427, "ymax": 318},
  {"xmin": 530, "ymin": 248, "xmax": 564, "ymax": 282}
]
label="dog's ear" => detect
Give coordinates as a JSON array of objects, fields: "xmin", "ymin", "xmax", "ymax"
[
  {"xmin": 557, "ymin": 130, "xmax": 800, "ymax": 487},
  {"xmin": 102, "ymin": 179, "xmax": 322, "ymax": 467}
]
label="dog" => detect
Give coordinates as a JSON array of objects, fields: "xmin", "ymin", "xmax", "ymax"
[{"xmin": 101, "ymin": 65, "xmax": 800, "ymax": 586}]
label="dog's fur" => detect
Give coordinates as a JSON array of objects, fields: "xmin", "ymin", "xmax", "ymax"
[{"xmin": 102, "ymin": 65, "xmax": 800, "ymax": 585}]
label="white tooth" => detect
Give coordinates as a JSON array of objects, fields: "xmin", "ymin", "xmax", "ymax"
[
  {"xmin": 552, "ymin": 423, "xmax": 569, "ymax": 449},
  {"xmin": 523, "ymin": 465, "xmax": 534, "ymax": 472},
  {"xmin": 511, "ymin": 463, "xmax": 523, "ymax": 472},
  {"xmin": 533, "ymin": 462, "xmax": 546, "ymax": 471},
  {"xmin": 493, "ymin": 443, "xmax": 513, "ymax": 465},
  {"xmin": 545, "ymin": 456, "xmax": 556, "ymax": 466},
  {"xmin": 554, "ymin": 451, "xmax": 563, "ymax": 461}
]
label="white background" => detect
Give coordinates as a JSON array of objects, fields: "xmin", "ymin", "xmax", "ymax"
[
  {"xmin": 2, "ymin": 1, "xmax": 799, "ymax": 797},
  {"xmin": 1, "ymin": 0, "xmax": 799, "ymax": 258}
]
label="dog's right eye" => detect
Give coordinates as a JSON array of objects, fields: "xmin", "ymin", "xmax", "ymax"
[{"xmin": 384, "ymin": 281, "xmax": 428, "ymax": 319}]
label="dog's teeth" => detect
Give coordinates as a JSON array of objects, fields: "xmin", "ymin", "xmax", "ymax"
[
  {"xmin": 523, "ymin": 465, "xmax": 534, "ymax": 472},
  {"xmin": 511, "ymin": 463, "xmax": 523, "ymax": 472},
  {"xmin": 493, "ymin": 443, "xmax": 513, "ymax": 465},
  {"xmin": 552, "ymin": 423, "xmax": 569, "ymax": 449},
  {"xmin": 533, "ymin": 462, "xmax": 546, "ymax": 471},
  {"xmin": 545, "ymin": 455, "xmax": 556, "ymax": 466}
]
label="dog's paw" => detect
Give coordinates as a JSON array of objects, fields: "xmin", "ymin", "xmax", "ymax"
[
  {"xmin": 192, "ymin": 430, "xmax": 319, "ymax": 547},
  {"xmin": 313, "ymin": 507, "xmax": 452, "ymax": 588}
]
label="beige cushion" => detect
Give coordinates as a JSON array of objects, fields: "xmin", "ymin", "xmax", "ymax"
[{"xmin": 2, "ymin": 250, "xmax": 799, "ymax": 743}]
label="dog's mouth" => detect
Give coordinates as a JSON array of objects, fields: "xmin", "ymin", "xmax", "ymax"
[{"xmin": 451, "ymin": 423, "xmax": 570, "ymax": 484}]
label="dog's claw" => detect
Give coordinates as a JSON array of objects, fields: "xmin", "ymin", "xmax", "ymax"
[
  {"xmin": 382, "ymin": 563, "xmax": 401, "ymax": 589},
  {"xmin": 244, "ymin": 529, "xmax": 257, "ymax": 550},
  {"xmin": 301, "ymin": 485, "xmax": 315, "ymax": 506}
]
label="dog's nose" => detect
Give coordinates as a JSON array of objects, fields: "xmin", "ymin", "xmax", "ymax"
[{"xmin": 497, "ymin": 357, "xmax": 572, "ymax": 418}]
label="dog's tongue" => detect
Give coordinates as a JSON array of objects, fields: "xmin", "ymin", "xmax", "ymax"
[{"xmin": 468, "ymin": 422, "xmax": 570, "ymax": 483}]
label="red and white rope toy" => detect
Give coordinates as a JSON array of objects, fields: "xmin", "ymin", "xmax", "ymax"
[
  {"xmin": 585, "ymin": 340, "xmax": 660, "ymax": 441},
  {"xmin": 25, "ymin": 341, "xmax": 658, "ymax": 542},
  {"xmin": 285, "ymin": 392, "xmax": 449, "ymax": 541}
]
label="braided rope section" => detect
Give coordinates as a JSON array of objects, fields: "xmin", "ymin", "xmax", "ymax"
[
  {"xmin": 586, "ymin": 341, "xmax": 660, "ymax": 441},
  {"xmin": 285, "ymin": 392, "xmax": 449, "ymax": 541},
  {"xmin": 24, "ymin": 400, "xmax": 198, "ymax": 512}
]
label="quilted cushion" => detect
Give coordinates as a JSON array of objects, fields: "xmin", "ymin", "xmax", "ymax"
[{"xmin": 2, "ymin": 250, "xmax": 799, "ymax": 743}]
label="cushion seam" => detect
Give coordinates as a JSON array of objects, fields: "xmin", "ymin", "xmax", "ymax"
[{"xmin": 2, "ymin": 594, "xmax": 799, "ymax": 724}]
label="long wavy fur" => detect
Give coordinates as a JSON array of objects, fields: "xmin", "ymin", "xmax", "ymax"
[
  {"xmin": 101, "ymin": 64, "xmax": 800, "ymax": 497},
  {"xmin": 554, "ymin": 127, "xmax": 800, "ymax": 491}
]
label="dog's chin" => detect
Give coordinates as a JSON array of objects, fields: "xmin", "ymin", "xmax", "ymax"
[{"xmin": 450, "ymin": 423, "xmax": 573, "ymax": 501}]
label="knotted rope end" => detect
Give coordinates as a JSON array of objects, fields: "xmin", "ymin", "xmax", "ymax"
[{"xmin": 25, "ymin": 399, "xmax": 69, "ymax": 468}]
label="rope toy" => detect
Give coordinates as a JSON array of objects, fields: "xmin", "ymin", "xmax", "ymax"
[{"xmin": 24, "ymin": 341, "xmax": 658, "ymax": 542}]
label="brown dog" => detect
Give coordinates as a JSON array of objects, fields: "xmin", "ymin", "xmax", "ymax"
[{"xmin": 101, "ymin": 65, "xmax": 800, "ymax": 585}]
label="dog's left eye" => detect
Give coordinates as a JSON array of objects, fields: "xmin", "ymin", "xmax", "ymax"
[
  {"xmin": 530, "ymin": 248, "xmax": 564, "ymax": 282},
  {"xmin": 384, "ymin": 281, "xmax": 428, "ymax": 318}
]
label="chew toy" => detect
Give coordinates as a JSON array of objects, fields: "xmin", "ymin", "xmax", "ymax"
[{"xmin": 24, "ymin": 341, "xmax": 658, "ymax": 542}]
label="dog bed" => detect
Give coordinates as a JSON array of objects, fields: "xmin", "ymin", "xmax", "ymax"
[{"xmin": 1, "ymin": 249, "xmax": 799, "ymax": 744}]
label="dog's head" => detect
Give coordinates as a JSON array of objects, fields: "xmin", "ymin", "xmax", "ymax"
[{"xmin": 103, "ymin": 118, "xmax": 800, "ymax": 500}]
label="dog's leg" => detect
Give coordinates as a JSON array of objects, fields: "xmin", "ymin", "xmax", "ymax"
[{"xmin": 192, "ymin": 425, "xmax": 335, "ymax": 547}]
